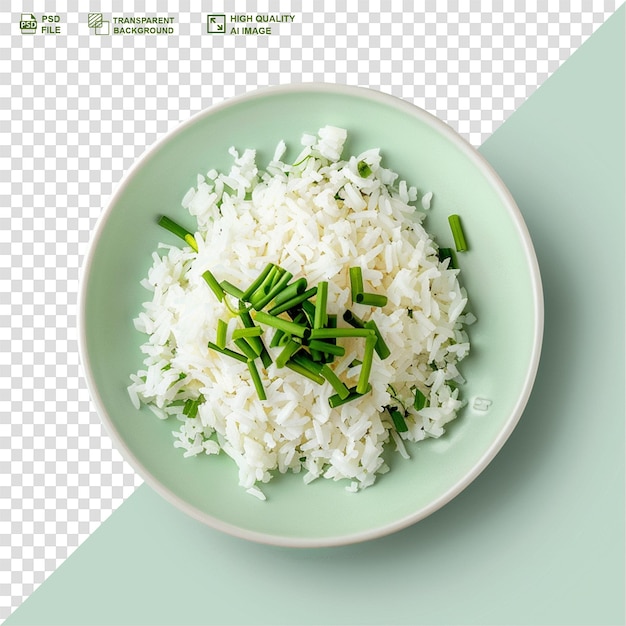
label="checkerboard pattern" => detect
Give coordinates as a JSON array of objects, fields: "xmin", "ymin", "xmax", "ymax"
[{"xmin": 0, "ymin": 0, "xmax": 619, "ymax": 620}]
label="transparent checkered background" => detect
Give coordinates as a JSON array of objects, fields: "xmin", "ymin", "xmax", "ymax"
[{"xmin": 0, "ymin": 0, "xmax": 620, "ymax": 621}]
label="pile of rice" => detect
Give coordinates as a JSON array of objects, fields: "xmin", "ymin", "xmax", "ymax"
[{"xmin": 127, "ymin": 126, "xmax": 473, "ymax": 499}]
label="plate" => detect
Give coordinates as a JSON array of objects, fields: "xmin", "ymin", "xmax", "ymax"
[{"xmin": 79, "ymin": 84, "xmax": 543, "ymax": 547}]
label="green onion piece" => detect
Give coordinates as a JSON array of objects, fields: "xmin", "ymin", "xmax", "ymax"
[
  {"xmin": 269, "ymin": 287, "xmax": 318, "ymax": 316},
  {"xmin": 220, "ymin": 281, "xmax": 245, "ymax": 300},
  {"xmin": 207, "ymin": 341, "xmax": 247, "ymax": 363},
  {"xmin": 349, "ymin": 266, "xmax": 364, "ymax": 302},
  {"xmin": 356, "ymin": 334, "xmax": 377, "ymax": 395},
  {"xmin": 329, "ymin": 384, "xmax": 371, "ymax": 408},
  {"xmin": 438, "ymin": 247, "xmax": 457, "ymax": 269},
  {"xmin": 240, "ymin": 263, "xmax": 275, "ymax": 302},
  {"xmin": 313, "ymin": 281, "xmax": 328, "ymax": 329},
  {"xmin": 157, "ymin": 215, "xmax": 198, "ymax": 252},
  {"xmin": 276, "ymin": 339, "xmax": 302, "ymax": 369},
  {"xmin": 183, "ymin": 396, "xmax": 204, "ymax": 419},
  {"xmin": 252, "ymin": 270, "xmax": 293, "ymax": 311},
  {"xmin": 364, "ymin": 319, "xmax": 391, "ymax": 360},
  {"xmin": 349, "ymin": 359, "xmax": 362, "ymax": 367},
  {"xmin": 285, "ymin": 360, "xmax": 324, "ymax": 384},
  {"xmin": 249, "ymin": 265, "xmax": 280, "ymax": 305},
  {"xmin": 357, "ymin": 160, "xmax": 372, "ymax": 178},
  {"xmin": 307, "ymin": 339, "xmax": 345, "ymax": 357},
  {"xmin": 157, "ymin": 215, "xmax": 189, "ymax": 239},
  {"xmin": 216, "ymin": 319, "xmax": 228, "ymax": 349},
  {"xmin": 254, "ymin": 311, "xmax": 311, "ymax": 339},
  {"xmin": 278, "ymin": 332, "xmax": 292, "ymax": 346},
  {"xmin": 298, "ymin": 299, "xmax": 314, "ymax": 324},
  {"xmin": 269, "ymin": 265, "xmax": 286, "ymax": 290},
  {"xmin": 232, "ymin": 327, "xmax": 264, "ymax": 340},
  {"xmin": 272, "ymin": 278, "xmax": 308, "ymax": 307},
  {"xmin": 448, "ymin": 214, "xmax": 468, "ymax": 252},
  {"xmin": 202, "ymin": 270, "xmax": 224, "ymax": 302},
  {"xmin": 355, "ymin": 292, "xmax": 388, "ymax": 307},
  {"xmin": 291, "ymin": 352, "xmax": 323, "ymax": 375},
  {"xmin": 343, "ymin": 309, "xmax": 365, "ymax": 329},
  {"xmin": 320, "ymin": 364, "xmax": 350, "ymax": 399},
  {"xmin": 247, "ymin": 360, "xmax": 266, "ymax": 401},
  {"xmin": 321, "ymin": 314, "xmax": 339, "ymax": 363},
  {"xmin": 259, "ymin": 345, "xmax": 273, "ymax": 368},
  {"xmin": 233, "ymin": 338, "xmax": 259, "ymax": 361},
  {"xmin": 237, "ymin": 310, "xmax": 265, "ymax": 356},
  {"xmin": 309, "ymin": 328, "xmax": 375, "ymax": 340},
  {"xmin": 389, "ymin": 407, "xmax": 408, "ymax": 433},
  {"xmin": 269, "ymin": 329, "xmax": 285, "ymax": 348},
  {"xmin": 413, "ymin": 388, "xmax": 428, "ymax": 411}
]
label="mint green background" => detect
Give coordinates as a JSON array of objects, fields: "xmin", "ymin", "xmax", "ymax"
[{"xmin": 8, "ymin": 7, "xmax": 624, "ymax": 625}]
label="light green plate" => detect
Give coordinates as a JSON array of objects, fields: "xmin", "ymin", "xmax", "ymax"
[{"xmin": 79, "ymin": 84, "xmax": 543, "ymax": 547}]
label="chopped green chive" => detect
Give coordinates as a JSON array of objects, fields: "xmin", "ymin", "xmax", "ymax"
[
  {"xmin": 249, "ymin": 265, "xmax": 280, "ymax": 305},
  {"xmin": 254, "ymin": 311, "xmax": 311, "ymax": 339},
  {"xmin": 355, "ymin": 292, "xmax": 388, "ymax": 307},
  {"xmin": 216, "ymin": 318, "xmax": 228, "ymax": 349},
  {"xmin": 413, "ymin": 387, "xmax": 428, "ymax": 411},
  {"xmin": 329, "ymin": 384, "xmax": 371, "ymax": 408},
  {"xmin": 220, "ymin": 281, "xmax": 245, "ymax": 300},
  {"xmin": 269, "ymin": 328, "xmax": 285, "ymax": 348},
  {"xmin": 157, "ymin": 215, "xmax": 198, "ymax": 252},
  {"xmin": 438, "ymin": 247, "xmax": 457, "ymax": 269},
  {"xmin": 247, "ymin": 359, "xmax": 266, "ymax": 401},
  {"xmin": 356, "ymin": 334, "xmax": 377, "ymax": 395},
  {"xmin": 207, "ymin": 341, "xmax": 247, "ymax": 363},
  {"xmin": 238, "ymin": 310, "xmax": 265, "ymax": 356},
  {"xmin": 272, "ymin": 278, "xmax": 308, "ymax": 307},
  {"xmin": 307, "ymin": 339, "xmax": 346, "ymax": 357},
  {"xmin": 357, "ymin": 160, "xmax": 372, "ymax": 178},
  {"xmin": 291, "ymin": 352, "xmax": 323, "ymax": 376},
  {"xmin": 343, "ymin": 309, "xmax": 365, "ymax": 329},
  {"xmin": 183, "ymin": 395, "xmax": 204, "ymax": 418},
  {"xmin": 202, "ymin": 270, "xmax": 224, "ymax": 302},
  {"xmin": 285, "ymin": 360, "xmax": 324, "ymax": 384},
  {"xmin": 320, "ymin": 364, "xmax": 350, "ymax": 399},
  {"xmin": 364, "ymin": 319, "xmax": 391, "ymax": 360},
  {"xmin": 259, "ymin": 345, "xmax": 273, "ymax": 368},
  {"xmin": 309, "ymin": 328, "xmax": 375, "ymax": 340},
  {"xmin": 241, "ymin": 263, "xmax": 275, "ymax": 302},
  {"xmin": 448, "ymin": 214, "xmax": 468, "ymax": 252},
  {"xmin": 349, "ymin": 267, "xmax": 364, "ymax": 302},
  {"xmin": 252, "ymin": 270, "xmax": 293, "ymax": 311},
  {"xmin": 232, "ymin": 327, "xmax": 264, "ymax": 340},
  {"xmin": 389, "ymin": 407, "xmax": 408, "ymax": 433},
  {"xmin": 233, "ymin": 337, "xmax": 260, "ymax": 361},
  {"xmin": 268, "ymin": 287, "xmax": 318, "ymax": 316},
  {"xmin": 275, "ymin": 339, "xmax": 302, "ymax": 369},
  {"xmin": 314, "ymin": 281, "xmax": 328, "ymax": 329}
]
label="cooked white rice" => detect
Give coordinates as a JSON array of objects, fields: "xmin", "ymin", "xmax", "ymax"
[{"xmin": 128, "ymin": 126, "xmax": 473, "ymax": 497}]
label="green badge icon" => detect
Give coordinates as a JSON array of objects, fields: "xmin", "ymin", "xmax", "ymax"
[
  {"xmin": 20, "ymin": 13, "xmax": 37, "ymax": 34},
  {"xmin": 207, "ymin": 14, "xmax": 225, "ymax": 33}
]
